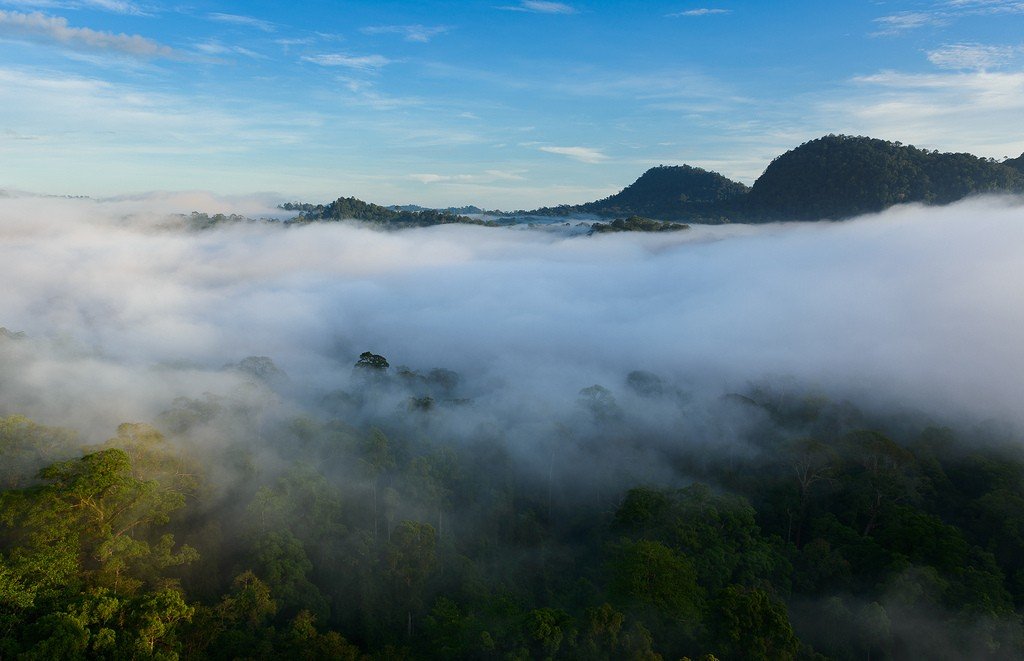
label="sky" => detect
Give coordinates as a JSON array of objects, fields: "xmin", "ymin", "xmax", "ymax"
[{"xmin": 0, "ymin": 0, "xmax": 1023, "ymax": 209}]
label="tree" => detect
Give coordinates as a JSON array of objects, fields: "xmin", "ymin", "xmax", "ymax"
[
  {"xmin": 355, "ymin": 351, "xmax": 390, "ymax": 372},
  {"xmin": 708, "ymin": 585, "xmax": 799, "ymax": 661}
]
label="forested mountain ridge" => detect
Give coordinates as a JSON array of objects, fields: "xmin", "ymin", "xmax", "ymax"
[
  {"xmin": 531, "ymin": 164, "xmax": 748, "ymax": 222},
  {"xmin": 277, "ymin": 135, "xmax": 1024, "ymax": 228},
  {"xmin": 533, "ymin": 135, "xmax": 1024, "ymax": 223},
  {"xmin": 740, "ymin": 135, "xmax": 1024, "ymax": 221}
]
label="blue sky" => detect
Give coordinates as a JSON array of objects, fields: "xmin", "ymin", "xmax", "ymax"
[{"xmin": 1, "ymin": 0, "xmax": 1023, "ymax": 208}]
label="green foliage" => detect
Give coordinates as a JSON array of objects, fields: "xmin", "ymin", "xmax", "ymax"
[
  {"xmin": 709, "ymin": 585, "xmax": 799, "ymax": 661},
  {"xmin": 590, "ymin": 215, "xmax": 690, "ymax": 233},
  {"xmin": 609, "ymin": 539, "xmax": 704, "ymax": 623},
  {"xmin": 744, "ymin": 134, "xmax": 1024, "ymax": 220},
  {"xmin": 8, "ymin": 376, "xmax": 1024, "ymax": 659},
  {"xmin": 0, "ymin": 415, "xmax": 77, "ymax": 489},
  {"xmin": 1005, "ymin": 152, "xmax": 1024, "ymax": 174}
]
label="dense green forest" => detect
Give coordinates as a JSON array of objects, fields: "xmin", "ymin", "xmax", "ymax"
[
  {"xmin": 740, "ymin": 136, "xmax": 1024, "ymax": 221},
  {"xmin": 4, "ymin": 348, "xmax": 1024, "ymax": 659}
]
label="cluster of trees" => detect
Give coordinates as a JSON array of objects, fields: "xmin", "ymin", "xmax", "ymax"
[
  {"xmin": 4, "ymin": 354, "xmax": 1024, "ymax": 658},
  {"xmin": 287, "ymin": 198, "xmax": 487, "ymax": 228},
  {"xmin": 589, "ymin": 216, "xmax": 690, "ymax": 234}
]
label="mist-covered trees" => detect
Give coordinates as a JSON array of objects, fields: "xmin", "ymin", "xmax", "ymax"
[
  {"xmin": 5, "ymin": 359, "xmax": 1024, "ymax": 658},
  {"xmin": 293, "ymin": 196, "xmax": 486, "ymax": 228}
]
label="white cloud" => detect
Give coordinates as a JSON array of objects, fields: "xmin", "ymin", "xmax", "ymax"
[
  {"xmin": 302, "ymin": 53, "xmax": 391, "ymax": 71},
  {"xmin": 408, "ymin": 170, "xmax": 524, "ymax": 184},
  {"xmin": 538, "ymin": 145, "xmax": 609, "ymax": 163},
  {"xmin": 927, "ymin": 42, "xmax": 1018, "ymax": 70},
  {"xmin": 0, "ymin": 0, "xmax": 146, "ymax": 14},
  {"xmin": 820, "ymin": 69, "xmax": 1024, "ymax": 158},
  {"xmin": 872, "ymin": 11, "xmax": 948, "ymax": 35},
  {"xmin": 873, "ymin": 2, "xmax": 1024, "ymax": 36},
  {"xmin": 498, "ymin": 1, "xmax": 577, "ymax": 14},
  {"xmin": 667, "ymin": 8, "xmax": 732, "ymax": 17},
  {"xmin": 943, "ymin": 0, "xmax": 1024, "ymax": 13},
  {"xmin": 3, "ymin": 197, "xmax": 1024, "ymax": 439},
  {"xmin": 207, "ymin": 12, "xmax": 275, "ymax": 32},
  {"xmin": 0, "ymin": 66, "xmax": 320, "ymax": 172},
  {"xmin": 0, "ymin": 10, "xmax": 176, "ymax": 58},
  {"xmin": 360, "ymin": 24, "xmax": 451, "ymax": 43},
  {"xmin": 194, "ymin": 40, "xmax": 265, "ymax": 60}
]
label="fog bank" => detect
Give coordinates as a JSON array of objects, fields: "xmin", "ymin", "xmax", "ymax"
[{"xmin": 1, "ymin": 194, "xmax": 1023, "ymax": 437}]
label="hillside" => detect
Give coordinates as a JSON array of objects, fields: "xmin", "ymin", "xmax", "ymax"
[
  {"xmin": 531, "ymin": 164, "xmax": 747, "ymax": 221},
  {"xmin": 742, "ymin": 135, "xmax": 1024, "ymax": 220},
  {"xmin": 1006, "ymin": 152, "xmax": 1024, "ymax": 174}
]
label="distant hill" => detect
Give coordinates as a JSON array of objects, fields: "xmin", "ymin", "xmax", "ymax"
[
  {"xmin": 742, "ymin": 135, "xmax": 1024, "ymax": 220},
  {"xmin": 579, "ymin": 165, "xmax": 747, "ymax": 218},
  {"xmin": 531, "ymin": 164, "xmax": 747, "ymax": 221},
  {"xmin": 284, "ymin": 197, "xmax": 485, "ymax": 227}
]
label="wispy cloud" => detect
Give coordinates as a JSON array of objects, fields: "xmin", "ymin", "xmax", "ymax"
[
  {"xmin": 207, "ymin": 12, "xmax": 275, "ymax": 32},
  {"xmin": 301, "ymin": 53, "xmax": 391, "ymax": 71},
  {"xmin": 943, "ymin": 0, "xmax": 1024, "ymax": 14},
  {"xmin": 194, "ymin": 41, "xmax": 265, "ymax": 60},
  {"xmin": 0, "ymin": 0, "xmax": 146, "ymax": 14},
  {"xmin": 873, "ymin": 2, "xmax": 1024, "ymax": 36},
  {"xmin": 821, "ymin": 69, "xmax": 1024, "ymax": 157},
  {"xmin": 361, "ymin": 24, "xmax": 451, "ymax": 43},
  {"xmin": 409, "ymin": 170, "xmax": 524, "ymax": 184},
  {"xmin": 497, "ymin": 1, "xmax": 577, "ymax": 15},
  {"xmin": 872, "ymin": 11, "xmax": 947, "ymax": 36},
  {"xmin": 538, "ymin": 145, "xmax": 608, "ymax": 163},
  {"xmin": 667, "ymin": 8, "xmax": 732, "ymax": 17},
  {"xmin": 927, "ymin": 42, "xmax": 1018, "ymax": 70},
  {"xmin": 0, "ymin": 10, "xmax": 176, "ymax": 58}
]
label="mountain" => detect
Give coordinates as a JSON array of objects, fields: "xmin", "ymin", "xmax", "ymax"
[
  {"xmin": 530, "ymin": 135, "xmax": 1024, "ymax": 223},
  {"xmin": 579, "ymin": 164, "xmax": 748, "ymax": 219},
  {"xmin": 742, "ymin": 135, "xmax": 1024, "ymax": 221},
  {"xmin": 531, "ymin": 165, "xmax": 748, "ymax": 221}
]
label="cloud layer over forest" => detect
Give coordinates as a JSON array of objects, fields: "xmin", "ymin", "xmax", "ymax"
[{"xmin": 2, "ymin": 194, "xmax": 1023, "ymax": 439}]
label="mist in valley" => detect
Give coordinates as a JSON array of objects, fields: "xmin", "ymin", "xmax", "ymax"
[{"xmin": 3, "ymin": 191, "xmax": 1024, "ymax": 659}]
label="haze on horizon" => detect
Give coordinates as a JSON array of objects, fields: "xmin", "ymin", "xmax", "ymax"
[{"xmin": 1, "ymin": 0, "xmax": 1023, "ymax": 209}]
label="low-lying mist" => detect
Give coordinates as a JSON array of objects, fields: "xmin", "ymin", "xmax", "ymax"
[
  {"xmin": 5, "ymin": 191, "xmax": 1024, "ymax": 659},
  {"xmin": 2, "ymin": 192, "xmax": 1023, "ymax": 438}
]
